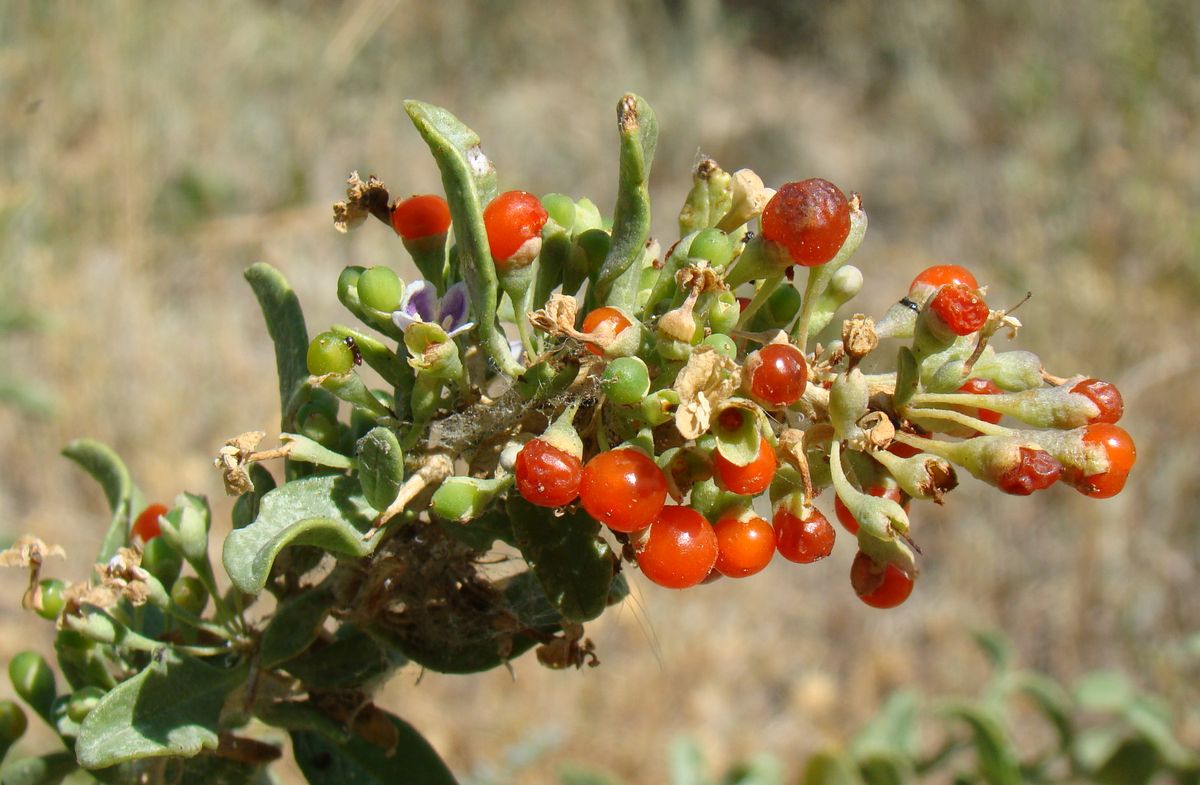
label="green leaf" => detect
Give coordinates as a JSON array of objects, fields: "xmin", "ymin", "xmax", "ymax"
[
  {"xmin": 719, "ymin": 755, "xmax": 783, "ymax": 785},
  {"xmin": 76, "ymin": 650, "xmax": 246, "ymax": 769},
  {"xmin": 0, "ymin": 752, "xmax": 77, "ymax": 785},
  {"xmin": 405, "ymin": 100, "xmax": 522, "ymax": 378},
  {"xmin": 1074, "ymin": 670, "xmax": 1135, "ymax": 712},
  {"xmin": 1093, "ymin": 737, "xmax": 1159, "ymax": 785},
  {"xmin": 802, "ymin": 750, "xmax": 864, "ymax": 785},
  {"xmin": 175, "ymin": 753, "xmax": 271, "ymax": 785},
  {"xmin": 355, "ymin": 427, "xmax": 405, "ymax": 511},
  {"xmin": 507, "ymin": 497, "xmax": 619, "ymax": 623},
  {"xmin": 941, "ymin": 704, "xmax": 1021, "ymax": 785},
  {"xmin": 669, "ymin": 737, "xmax": 709, "ymax": 785},
  {"xmin": 1124, "ymin": 696, "xmax": 1195, "ymax": 768},
  {"xmin": 245, "ymin": 262, "xmax": 310, "ymax": 432},
  {"xmin": 1006, "ymin": 671, "xmax": 1073, "ymax": 753},
  {"xmin": 222, "ymin": 475, "xmax": 376, "ymax": 594},
  {"xmin": 851, "ymin": 690, "xmax": 919, "ymax": 759},
  {"xmin": 593, "ymin": 94, "xmax": 657, "ymax": 311},
  {"xmin": 972, "ymin": 630, "xmax": 1012, "ymax": 672},
  {"xmin": 858, "ymin": 752, "xmax": 917, "ymax": 785},
  {"xmin": 558, "ymin": 764, "xmax": 626, "ymax": 785},
  {"xmin": 62, "ymin": 439, "xmax": 143, "ymax": 563},
  {"xmin": 291, "ymin": 708, "xmax": 458, "ymax": 785},
  {"xmin": 283, "ymin": 625, "xmax": 402, "ymax": 691},
  {"xmin": 279, "ymin": 433, "xmax": 354, "ymax": 470},
  {"xmin": 259, "ymin": 585, "xmax": 337, "ymax": 669}
]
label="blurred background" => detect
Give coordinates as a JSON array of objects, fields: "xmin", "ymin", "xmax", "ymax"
[{"xmin": 1, "ymin": 0, "xmax": 1197, "ymax": 782}]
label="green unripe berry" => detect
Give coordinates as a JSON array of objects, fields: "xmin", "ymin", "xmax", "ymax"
[
  {"xmin": 9, "ymin": 651, "xmax": 55, "ymax": 717},
  {"xmin": 602, "ymin": 357, "xmax": 651, "ymax": 405},
  {"xmin": 708, "ymin": 291, "xmax": 739, "ymax": 335},
  {"xmin": 35, "ymin": 579, "xmax": 66, "ymax": 621},
  {"xmin": 298, "ymin": 403, "xmax": 339, "ymax": 447},
  {"xmin": 357, "ymin": 265, "xmax": 402, "ymax": 312},
  {"xmin": 702, "ymin": 333, "xmax": 737, "ymax": 359},
  {"xmin": 575, "ymin": 228, "xmax": 611, "ymax": 276},
  {"xmin": 141, "ymin": 536, "xmax": 183, "ymax": 588},
  {"xmin": 689, "ymin": 228, "xmax": 734, "ymax": 268},
  {"xmin": 0, "ymin": 700, "xmax": 27, "ymax": 742},
  {"xmin": 66, "ymin": 686, "xmax": 105, "ymax": 723},
  {"xmin": 541, "ymin": 193, "xmax": 576, "ymax": 229},
  {"xmin": 307, "ymin": 331, "xmax": 355, "ymax": 376},
  {"xmin": 749, "ymin": 284, "xmax": 802, "ymax": 331},
  {"xmin": 170, "ymin": 576, "xmax": 209, "ymax": 617}
]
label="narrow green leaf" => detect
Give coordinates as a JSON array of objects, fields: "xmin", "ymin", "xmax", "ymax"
[
  {"xmin": 0, "ymin": 752, "xmax": 77, "ymax": 785},
  {"xmin": 76, "ymin": 650, "xmax": 246, "ymax": 769},
  {"xmin": 61, "ymin": 439, "xmax": 143, "ymax": 563},
  {"xmin": 972, "ymin": 630, "xmax": 1012, "ymax": 671},
  {"xmin": 594, "ymin": 94, "xmax": 657, "ymax": 311},
  {"xmin": 802, "ymin": 750, "xmax": 865, "ymax": 785},
  {"xmin": 1007, "ymin": 671, "xmax": 1073, "ymax": 753},
  {"xmin": 858, "ymin": 752, "xmax": 917, "ymax": 785},
  {"xmin": 244, "ymin": 263, "xmax": 309, "ymax": 432},
  {"xmin": 404, "ymin": 100, "xmax": 522, "ymax": 378},
  {"xmin": 851, "ymin": 690, "xmax": 919, "ymax": 759},
  {"xmin": 291, "ymin": 708, "xmax": 458, "ymax": 785},
  {"xmin": 941, "ymin": 704, "xmax": 1021, "ymax": 785},
  {"xmin": 355, "ymin": 427, "xmax": 405, "ymax": 511},
  {"xmin": 259, "ymin": 586, "xmax": 337, "ymax": 669},
  {"xmin": 719, "ymin": 755, "xmax": 783, "ymax": 785},
  {"xmin": 1124, "ymin": 697, "xmax": 1195, "ymax": 768},
  {"xmin": 1074, "ymin": 670, "xmax": 1135, "ymax": 712},
  {"xmin": 1092, "ymin": 737, "xmax": 1159, "ymax": 785},
  {"xmin": 222, "ymin": 475, "xmax": 377, "ymax": 593},
  {"xmin": 280, "ymin": 433, "xmax": 354, "ymax": 470},
  {"xmin": 507, "ymin": 497, "xmax": 619, "ymax": 623}
]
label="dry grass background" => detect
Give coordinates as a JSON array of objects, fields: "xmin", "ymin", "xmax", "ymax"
[{"xmin": 1, "ymin": 1, "xmax": 1198, "ymax": 782}]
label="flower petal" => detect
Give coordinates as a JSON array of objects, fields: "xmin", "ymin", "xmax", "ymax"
[
  {"xmin": 446, "ymin": 321, "xmax": 476, "ymax": 338},
  {"xmin": 399, "ymin": 279, "xmax": 438, "ymax": 323},
  {"xmin": 437, "ymin": 282, "xmax": 471, "ymax": 330}
]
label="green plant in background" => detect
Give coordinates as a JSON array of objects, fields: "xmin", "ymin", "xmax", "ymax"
[{"xmin": 0, "ymin": 94, "xmax": 1144, "ymax": 782}]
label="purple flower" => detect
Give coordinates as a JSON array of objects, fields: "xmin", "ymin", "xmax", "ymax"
[{"xmin": 392, "ymin": 280, "xmax": 473, "ymax": 337}]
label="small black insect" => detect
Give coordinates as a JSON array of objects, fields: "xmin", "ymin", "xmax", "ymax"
[
  {"xmin": 343, "ymin": 336, "xmax": 363, "ymax": 366},
  {"xmin": 899, "ymin": 296, "xmax": 920, "ymax": 313}
]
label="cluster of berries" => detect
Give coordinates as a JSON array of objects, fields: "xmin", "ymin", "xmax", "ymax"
[{"xmin": 320, "ymin": 99, "xmax": 1134, "ymax": 614}]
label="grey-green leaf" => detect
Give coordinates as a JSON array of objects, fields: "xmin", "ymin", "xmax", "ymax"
[
  {"xmin": 245, "ymin": 262, "xmax": 310, "ymax": 432},
  {"xmin": 291, "ymin": 708, "xmax": 458, "ymax": 785},
  {"xmin": 941, "ymin": 704, "xmax": 1021, "ymax": 785},
  {"xmin": 280, "ymin": 433, "xmax": 354, "ymax": 470},
  {"xmin": 356, "ymin": 427, "xmax": 405, "ymax": 511},
  {"xmin": 0, "ymin": 752, "xmax": 77, "ymax": 785},
  {"xmin": 259, "ymin": 585, "xmax": 337, "ymax": 669},
  {"xmin": 62, "ymin": 439, "xmax": 143, "ymax": 563},
  {"xmin": 222, "ymin": 475, "xmax": 376, "ymax": 594},
  {"xmin": 76, "ymin": 650, "xmax": 246, "ymax": 769}
]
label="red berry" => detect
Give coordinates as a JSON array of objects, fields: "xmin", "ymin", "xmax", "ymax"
[
  {"xmin": 636, "ymin": 506, "xmax": 718, "ymax": 589},
  {"xmin": 887, "ymin": 439, "xmax": 922, "ymax": 459},
  {"xmin": 760, "ymin": 179, "xmax": 851, "ymax": 267},
  {"xmin": 390, "ymin": 194, "xmax": 451, "ymax": 240},
  {"xmin": 850, "ymin": 551, "xmax": 914, "ymax": 609},
  {"xmin": 748, "ymin": 343, "xmax": 808, "ymax": 407},
  {"xmin": 712, "ymin": 513, "xmax": 776, "ymax": 577},
  {"xmin": 483, "ymin": 190, "xmax": 547, "ymax": 267},
  {"xmin": 514, "ymin": 439, "xmax": 582, "ymax": 507},
  {"xmin": 834, "ymin": 485, "xmax": 905, "ymax": 535},
  {"xmin": 928, "ymin": 283, "xmax": 989, "ymax": 336},
  {"xmin": 580, "ymin": 307, "xmax": 633, "ymax": 357},
  {"xmin": 712, "ymin": 437, "xmax": 777, "ymax": 496},
  {"xmin": 908, "ymin": 264, "xmax": 979, "ymax": 295},
  {"xmin": 996, "ymin": 447, "xmax": 1061, "ymax": 495},
  {"xmin": 1070, "ymin": 378, "xmax": 1124, "ymax": 424},
  {"xmin": 579, "ymin": 448, "xmax": 668, "ymax": 532},
  {"xmin": 773, "ymin": 506, "xmax": 835, "ymax": 564},
  {"xmin": 1073, "ymin": 423, "xmax": 1136, "ymax": 498},
  {"xmin": 955, "ymin": 378, "xmax": 1003, "ymax": 433},
  {"xmin": 132, "ymin": 503, "xmax": 168, "ymax": 543}
]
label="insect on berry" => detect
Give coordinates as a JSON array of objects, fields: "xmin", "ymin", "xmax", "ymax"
[
  {"xmin": 773, "ymin": 506, "xmax": 835, "ymax": 564},
  {"xmin": 834, "ymin": 485, "xmax": 906, "ymax": 535},
  {"xmin": 132, "ymin": 503, "xmax": 168, "ymax": 543},
  {"xmin": 712, "ymin": 436, "xmax": 777, "ymax": 496},
  {"xmin": 483, "ymin": 190, "xmax": 548, "ymax": 268},
  {"xmin": 928, "ymin": 283, "xmax": 989, "ymax": 336},
  {"xmin": 747, "ymin": 343, "xmax": 808, "ymax": 407},
  {"xmin": 909, "ymin": 264, "xmax": 979, "ymax": 296},
  {"xmin": 712, "ymin": 512, "xmax": 776, "ymax": 578},
  {"xmin": 514, "ymin": 439, "xmax": 582, "ymax": 508},
  {"xmin": 760, "ymin": 179, "xmax": 852, "ymax": 267},
  {"xmin": 343, "ymin": 336, "xmax": 363, "ymax": 366},
  {"xmin": 579, "ymin": 448, "xmax": 668, "ymax": 533},
  {"xmin": 850, "ymin": 551, "xmax": 914, "ymax": 609},
  {"xmin": 391, "ymin": 194, "xmax": 452, "ymax": 240},
  {"xmin": 1072, "ymin": 423, "xmax": 1136, "ymax": 498},
  {"xmin": 580, "ymin": 307, "xmax": 633, "ymax": 357},
  {"xmin": 1070, "ymin": 378, "xmax": 1124, "ymax": 424},
  {"xmin": 636, "ymin": 506, "xmax": 719, "ymax": 589}
]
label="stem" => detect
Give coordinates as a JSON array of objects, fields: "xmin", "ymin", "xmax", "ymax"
[
  {"xmin": 193, "ymin": 559, "xmax": 241, "ymax": 635},
  {"xmin": 373, "ymin": 453, "xmax": 455, "ymax": 530},
  {"xmin": 903, "ymin": 406, "xmax": 1012, "ymax": 437},
  {"xmin": 790, "ymin": 207, "xmax": 868, "ymax": 348},
  {"xmin": 734, "ymin": 274, "xmax": 783, "ymax": 332}
]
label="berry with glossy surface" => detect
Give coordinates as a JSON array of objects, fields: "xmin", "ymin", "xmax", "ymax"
[
  {"xmin": 850, "ymin": 551, "xmax": 914, "ymax": 608},
  {"xmin": 35, "ymin": 579, "xmax": 65, "ymax": 621},
  {"xmin": 0, "ymin": 700, "xmax": 26, "ymax": 743},
  {"xmin": 713, "ymin": 513, "xmax": 776, "ymax": 577},
  {"xmin": 928, "ymin": 283, "xmax": 989, "ymax": 336},
  {"xmin": 1071, "ymin": 378, "xmax": 1124, "ymax": 424},
  {"xmin": 132, "ymin": 503, "xmax": 168, "ymax": 543},
  {"xmin": 307, "ymin": 331, "xmax": 355, "ymax": 376},
  {"xmin": 688, "ymin": 228, "xmax": 734, "ymax": 267},
  {"xmin": 956, "ymin": 378, "xmax": 1003, "ymax": 432},
  {"xmin": 514, "ymin": 439, "xmax": 582, "ymax": 508},
  {"xmin": 773, "ymin": 506, "xmax": 835, "ymax": 564},
  {"xmin": 636, "ymin": 506, "xmax": 719, "ymax": 589},
  {"xmin": 579, "ymin": 448, "xmax": 668, "ymax": 532},
  {"xmin": 391, "ymin": 194, "xmax": 451, "ymax": 239},
  {"xmin": 834, "ymin": 485, "xmax": 905, "ymax": 535},
  {"xmin": 909, "ymin": 264, "xmax": 979, "ymax": 295},
  {"xmin": 483, "ymin": 190, "xmax": 548, "ymax": 265},
  {"xmin": 580, "ymin": 306, "xmax": 633, "ymax": 356},
  {"xmin": 1074, "ymin": 423, "xmax": 1136, "ymax": 498},
  {"xmin": 712, "ymin": 437, "xmax": 777, "ymax": 496},
  {"xmin": 761, "ymin": 179, "xmax": 852, "ymax": 266},
  {"xmin": 996, "ymin": 447, "xmax": 1062, "ymax": 495},
  {"xmin": 748, "ymin": 343, "xmax": 808, "ymax": 407}
]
